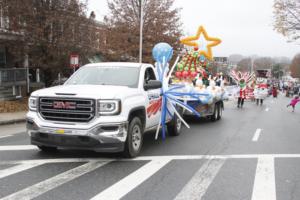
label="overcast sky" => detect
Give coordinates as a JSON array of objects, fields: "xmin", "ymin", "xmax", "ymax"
[{"xmin": 88, "ymin": 0, "xmax": 299, "ymax": 58}]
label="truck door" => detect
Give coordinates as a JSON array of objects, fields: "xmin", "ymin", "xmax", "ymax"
[{"xmin": 143, "ymin": 67, "xmax": 162, "ymax": 129}]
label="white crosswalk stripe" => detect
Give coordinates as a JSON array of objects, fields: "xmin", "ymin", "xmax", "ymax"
[
  {"xmin": 0, "ymin": 153, "xmax": 299, "ymax": 200},
  {"xmin": 251, "ymin": 157, "xmax": 276, "ymax": 200},
  {"xmin": 0, "ymin": 163, "xmax": 42, "ymax": 179},
  {"xmin": 174, "ymin": 159, "xmax": 225, "ymax": 200},
  {"xmin": 0, "ymin": 161, "xmax": 110, "ymax": 200},
  {"xmin": 90, "ymin": 158, "xmax": 171, "ymax": 200}
]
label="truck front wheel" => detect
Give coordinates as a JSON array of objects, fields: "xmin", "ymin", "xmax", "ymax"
[
  {"xmin": 38, "ymin": 145, "xmax": 58, "ymax": 152},
  {"xmin": 123, "ymin": 117, "xmax": 143, "ymax": 158}
]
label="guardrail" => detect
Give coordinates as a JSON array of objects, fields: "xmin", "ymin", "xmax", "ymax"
[{"xmin": 0, "ymin": 68, "xmax": 27, "ymax": 86}]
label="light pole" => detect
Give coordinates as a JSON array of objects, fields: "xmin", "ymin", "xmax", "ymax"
[{"xmin": 139, "ymin": 0, "xmax": 143, "ymax": 63}]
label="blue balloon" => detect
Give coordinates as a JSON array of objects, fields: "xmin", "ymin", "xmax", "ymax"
[
  {"xmin": 152, "ymin": 43, "xmax": 173, "ymax": 63},
  {"xmin": 199, "ymin": 55, "xmax": 206, "ymax": 62}
]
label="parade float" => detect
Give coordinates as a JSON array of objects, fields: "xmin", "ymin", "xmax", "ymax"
[
  {"xmin": 253, "ymin": 70, "xmax": 269, "ymax": 104},
  {"xmin": 151, "ymin": 25, "xmax": 225, "ymax": 139},
  {"xmin": 229, "ymin": 70, "xmax": 255, "ymax": 107}
]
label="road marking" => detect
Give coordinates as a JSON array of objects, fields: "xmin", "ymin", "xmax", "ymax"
[
  {"xmin": 0, "ymin": 145, "xmax": 38, "ymax": 151},
  {"xmin": 0, "ymin": 135, "xmax": 12, "ymax": 139},
  {"xmin": 174, "ymin": 159, "xmax": 225, "ymax": 200},
  {"xmin": 252, "ymin": 129, "xmax": 262, "ymax": 142},
  {"xmin": 2, "ymin": 152, "xmax": 300, "ymax": 165},
  {"xmin": 265, "ymin": 107, "xmax": 269, "ymax": 112},
  {"xmin": 0, "ymin": 163, "xmax": 41, "ymax": 179},
  {"xmin": 251, "ymin": 157, "xmax": 276, "ymax": 200},
  {"xmin": 0, "ymin": 161, "xmax": 110, "ymax": 200},
  {"xmin": 90, "ymin": 158, "xmax": 171, "ymax": 200}
]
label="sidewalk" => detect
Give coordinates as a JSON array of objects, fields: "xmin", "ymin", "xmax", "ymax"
[{"xmin": 0, "ymin": 111, "xmax": 27, "ymax": 125}]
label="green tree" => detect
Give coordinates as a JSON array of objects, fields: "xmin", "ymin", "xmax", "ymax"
[{"xmin": 104, "ymin": 0, "xmax": 182, "ymax": 63}]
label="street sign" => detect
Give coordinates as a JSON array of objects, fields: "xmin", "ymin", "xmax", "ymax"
[{"xmin": 70, "ymin": 54, "xmax": 79, "ymax": 68}]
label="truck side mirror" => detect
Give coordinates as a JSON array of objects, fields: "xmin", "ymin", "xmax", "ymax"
[{"xmin": 144, "ymin": 80, "xmax": 162, "ymax": 91}]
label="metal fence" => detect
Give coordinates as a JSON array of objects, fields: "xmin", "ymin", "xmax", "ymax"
[{"xmin": 0, "ymin": 68, "xmax": 27, "ymax": 86}]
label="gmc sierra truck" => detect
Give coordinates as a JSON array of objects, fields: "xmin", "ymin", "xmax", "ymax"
[{"xmin": 27, "ymin": 63, "xmax": 182, "ymax": 157}]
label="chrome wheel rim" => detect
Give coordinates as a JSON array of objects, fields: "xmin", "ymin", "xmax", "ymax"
[
  {"xmin": 176, "ymin": 117, "xmax": 182, "ymax": 131},
  {"xmin": 132, "ymin": 125, "xmax": 141, "ymax": 151}
]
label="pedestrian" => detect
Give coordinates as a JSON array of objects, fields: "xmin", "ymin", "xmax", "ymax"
[
  {"xmin": 287, "ymin": 95, "xmax": 300, "ymax": 112},
  {"xmin": 254, "ymin": 83, "xmax": 268, "ymax": 106},
  {"xmin": 272, "ymin": 86, "xmax": 278, "ymax": 98},
  {"xmin": 237, "ymin": 79, "xmax": 246, "ymax": 108}
]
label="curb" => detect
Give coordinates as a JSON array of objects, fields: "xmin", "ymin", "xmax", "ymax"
[{"xmin": 0, "ymin": 118, "xmax": 26, "ymax": 126}]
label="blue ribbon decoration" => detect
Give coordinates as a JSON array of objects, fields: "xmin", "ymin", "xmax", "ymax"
[{"xmin": 152, "ymin": 43, "xmax": 218, "ymax": 140}]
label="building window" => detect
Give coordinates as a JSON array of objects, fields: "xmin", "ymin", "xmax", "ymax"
[
  {"xmin": 0, "ymin": 3, "xmax": 4, "ymax": 28},
  {"xmin": 0, "ymin": 46, "xmax": 6, "ymax": 67},
  {"xmin": 0, "ymin": 3, "xmax": 9, "ymax": 29}
]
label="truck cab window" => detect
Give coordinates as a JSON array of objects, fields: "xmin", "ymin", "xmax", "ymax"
[{"xmin": 144, "ymin": 67, "xmax": 156, "ymax": 84}]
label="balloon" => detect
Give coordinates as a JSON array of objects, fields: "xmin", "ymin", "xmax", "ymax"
[
  {"xmin": 152, "ymin": 43, "xmax": 173, "ymax": 63},
  {"xmin": 180, "ymin": 26, "xmax": 221, "ymax": 60},
  {"xmin": 190, "ymin": 68, "xmax": 196, "ymax": 72},
  {"xmin": 175, "ymin": 71, "xmax": 182, "ymax": 78},
  {"xmin": 184, "ymin": 67, "xmax": 189, "ymax": 71},
  {"xmin": 199, "ymin": 55, "xmax": 206, "ymax": 63},
  {"xmin": 182, "ymin": 71, "xmax": 189, "ymax": 78},
  {"xmin": 190, "ymin": 71, "xmax": 198, "ymax": 78}
]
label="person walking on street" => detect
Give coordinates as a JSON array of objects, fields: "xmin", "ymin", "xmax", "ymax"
[
  {"xmin": 287, "ymin": 95, "xmax": 300, "ymax": 112},
  {"xmin": 272, "ymin": 86, "xmax": 278, "ymax": 98}
]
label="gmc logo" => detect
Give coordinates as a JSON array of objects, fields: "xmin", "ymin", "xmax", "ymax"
[{"xmin": 53, "ymin": 101, "xmax": 76, "ymax": 109}]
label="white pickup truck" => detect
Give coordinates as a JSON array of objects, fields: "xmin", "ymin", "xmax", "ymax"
[{"xmin": 27, "ymin": 63, "xmax": 182, "ymax": 157}]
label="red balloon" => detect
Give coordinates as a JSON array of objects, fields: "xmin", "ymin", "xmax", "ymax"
[
  {"xmin": 182, "ymin": 71, "xmax": 189, "ymax": 78},
  {"xmin": 175, "ymin": 71, "xmax": 182, "ymax": 78},
  {"xmin": 190, "ymin": 71, "xmax": 198, "ymax": 78}
]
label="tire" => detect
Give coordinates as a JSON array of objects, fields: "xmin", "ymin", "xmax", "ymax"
[
  {"xmin": 37, "ymin": 145, "xmax": 58, "ymax": 152},
  {"xmin": 210, "ymin": 103, "xmax": 218, "ymax": 122},
  {"xmin": 167, "ymin": 111, "xmax": 182, "ymax": 136},
  {"xmin": 123, "ymin": 117, "xmax": 143, "ymax": 158},
  {"xmin": 217, "ymin": 103, "xmax": 222, "ymax": 120}
]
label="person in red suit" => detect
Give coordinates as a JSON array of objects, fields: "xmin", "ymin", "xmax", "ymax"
[
  {"xmin": 237, "ymin": 79, "xmax": 246, "ymax": 108},
  {"xmin": 272, "ymin": 86, "xmax": 278, "ymax": 98}
]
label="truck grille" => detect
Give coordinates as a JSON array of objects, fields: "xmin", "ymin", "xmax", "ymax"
[{"xmin": 39, "ymin": 97, "xmax": 95, "ymax": 123}]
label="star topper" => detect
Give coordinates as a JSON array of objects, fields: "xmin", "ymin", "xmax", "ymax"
[{"xmin": 180, "ymin": 26, "xmax": 221, "ymax": 60}]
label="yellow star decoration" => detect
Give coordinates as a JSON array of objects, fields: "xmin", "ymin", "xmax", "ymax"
[{"xmin": 180, "ymin": 26, "xmax": 222, "ymax": 60}]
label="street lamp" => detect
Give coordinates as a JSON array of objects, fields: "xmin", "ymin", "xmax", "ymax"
[{"xmin": 139, "ymin": 0, "xmax": 143, "ymax": 63}]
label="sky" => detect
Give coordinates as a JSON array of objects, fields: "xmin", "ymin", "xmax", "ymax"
[{"xmin": 88, "ymin": 0, "xmax": 299, "ymax": 59}]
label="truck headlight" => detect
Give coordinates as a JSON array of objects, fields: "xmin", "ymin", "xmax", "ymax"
[
  {"xmin": 29, "ymin": 97, "xmax": 38, "ymax": 111},
  {"xmin": 98, "ymin": 100, "xmax": 121, "ymax": 115}
]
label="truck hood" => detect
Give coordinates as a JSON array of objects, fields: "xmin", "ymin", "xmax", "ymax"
[{"xmin": 31, "ymin": 85, "xmax": 139, "ymax": 99}]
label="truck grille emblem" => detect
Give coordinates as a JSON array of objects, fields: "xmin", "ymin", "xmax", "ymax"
[{"xmin": 53, "ymin": 101, "xmax": 76, "ymax": 109}]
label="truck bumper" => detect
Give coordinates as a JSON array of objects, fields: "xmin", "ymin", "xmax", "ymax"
[{"xmin": 27, "ymin": 118, "xmax": 128, "ymax": 153}]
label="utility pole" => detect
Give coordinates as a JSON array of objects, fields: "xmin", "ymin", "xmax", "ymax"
[{"xmin": 139, "ymin": 0, "xmax": 143, "ymax": 63}]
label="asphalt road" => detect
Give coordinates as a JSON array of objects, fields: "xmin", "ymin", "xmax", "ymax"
[{"xmin": 0, "ymin": 93, "xmax": 300, "ymax": 200}]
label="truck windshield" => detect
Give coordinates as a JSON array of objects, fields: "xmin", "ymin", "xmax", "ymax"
[{"xmin": 65, "ymin": 66, "xmax": 140, "ymax": 88}]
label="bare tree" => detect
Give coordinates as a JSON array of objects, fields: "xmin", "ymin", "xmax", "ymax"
[
  {"xmin": 290, "ymin": 53, "xmax": 300, "ymax": 78},
  {"xmin": 104, "ymin": 0, "xmax": 182, "ymax": 63},
  {"xmin": 2, "ymin": 0, "xmax": 104, "ymax": 84},
  {"xmin": 273, "ymin": 0, "xmax": 300, "ymax": 42},
  {"xmin": 254, "ymin": 57, "xmax": 273, "ymax": 70},
  {"xmin": 237, "ymin": 58, "xmax": 252, "ymax": 72}
]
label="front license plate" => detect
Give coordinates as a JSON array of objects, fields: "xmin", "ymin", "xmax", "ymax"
[{"xmin": 55, "ymin": 129, "xmax": 65, "ymax": 134}]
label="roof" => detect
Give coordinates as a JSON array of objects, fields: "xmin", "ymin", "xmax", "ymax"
[{"xmin": 84, "ymin": 62, "xmax": 152, "ymax": 68}]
